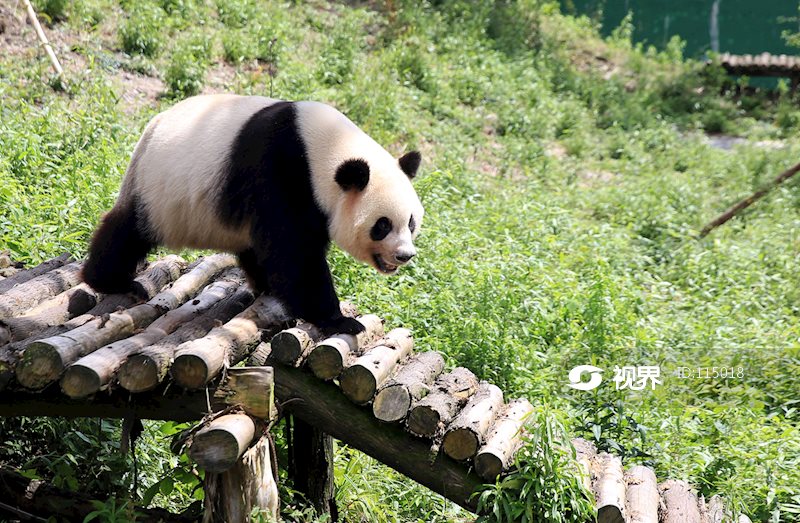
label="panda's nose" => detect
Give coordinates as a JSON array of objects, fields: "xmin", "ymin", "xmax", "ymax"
[{"xmin": 394, "ymin": 251, "xmax": 415, "ymax": 263}]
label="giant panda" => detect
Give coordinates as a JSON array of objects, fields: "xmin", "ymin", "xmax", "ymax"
[{"xmin": 82, "ymin": 94, "xmax": 424, "ymax": 335}]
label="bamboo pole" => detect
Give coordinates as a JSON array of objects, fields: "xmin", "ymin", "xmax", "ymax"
[
  {"xmin": 406, "ymin": 367, "xmax": 479, "ymax": 437},
  {"xmin": 22, "ymin": 0, "xmax": 64, "ymax": 79},
  {"xmin": 306, "ymin": 314, "xmax": 384, "ymax": 379},
  {"xmin": 372, "ymin": 351, "xmax": 445, "ymax": 422},
  {"xmin": 338, "ymin": 328, "xmax": 414, "ymax": 405},
  {"xmin": 442, "ymin": 382, "xmax": 504, "ymax": 461}
]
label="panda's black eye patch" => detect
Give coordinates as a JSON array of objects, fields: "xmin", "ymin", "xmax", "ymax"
[
  {"xmin": 370, "ymin": 217, "xmax": 392, "ymax": 241},
  {"xmin": 409, "ymin": 215, "xmax": 416, "ymax": 233}
]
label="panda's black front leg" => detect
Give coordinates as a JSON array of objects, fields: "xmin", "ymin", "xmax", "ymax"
[{"xmin": 249, "ymin": 227, "xmax": 364, "ymax": 336}]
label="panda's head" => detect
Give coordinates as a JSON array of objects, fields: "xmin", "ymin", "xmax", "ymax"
[{"xmin": 330, "ymin": 150, "xmax": 424, "ymax": 275}]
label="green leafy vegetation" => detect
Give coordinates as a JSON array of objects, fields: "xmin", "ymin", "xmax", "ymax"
[{"xmin": 1, "ymin": 0, "xmax": 799, "ymax": 521}]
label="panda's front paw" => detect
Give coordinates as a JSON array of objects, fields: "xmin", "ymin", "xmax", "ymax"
[{"xmin": 318, "ymin": 316, "xmax": 365, "ymax": 337}]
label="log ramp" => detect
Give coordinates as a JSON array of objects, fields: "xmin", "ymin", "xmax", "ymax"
[{"xmin": 0, "ymin": 254, "xmax": 749, "ymax": 523}]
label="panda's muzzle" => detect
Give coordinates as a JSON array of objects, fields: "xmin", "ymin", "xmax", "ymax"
[{"xmin": 373, "ymin": 254, "xmax": 399, "ymax": 274}]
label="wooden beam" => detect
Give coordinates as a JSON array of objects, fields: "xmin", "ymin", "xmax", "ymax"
[{"xmin": 271, "ymin": 361, "xmax": 483, "ymax": 512}]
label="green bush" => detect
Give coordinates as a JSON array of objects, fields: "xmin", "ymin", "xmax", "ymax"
[
  {"xmin": 165, "ymin": 36, "xmax": 212, "ymax": 97},
  {"xmin": 119, "ymin": 5, "xmax": 164, "ymax": 57}
]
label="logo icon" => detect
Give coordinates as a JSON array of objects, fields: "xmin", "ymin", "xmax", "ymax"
[{"xmin": 567, "ymin": 365, "xmax": 604, "ymax": 390}]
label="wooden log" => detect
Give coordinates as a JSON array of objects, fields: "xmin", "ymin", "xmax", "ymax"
[
  {"xmin": 202, "ymin": 433, "xmax": 278, "ymax": 523},
  {"xmin": 625, "ymin": 465, "xmax": 659, "ymax": 523},
  {"xmin": 172, "ymin": 295, "xmax": 289, "ymax": 389},
  {"xmin": 0, "ymin": 467, "xmax": 195, "ymax": 522},
  {"xmin": 118, "ymin": 286, "xmax": 254, "ymax": 393},
  {"xmin": 269, "ymin": 303, "xmax": 364, "ymax": 367},
  {"xmin": 127, "ymin": 255, "xmax": 186, "ymax": 302},
  {"xmin": 572, "ymin": 437, "xmax": 597, "ymax": 493},
  {"xmin": 659, "ymin": 480, "xmax": 702, "ymax": 523},
  {"xmin": 0, "ymin": 253, "xmax": 70, "ymax": 295},
  {"xmin": 0, "ymin": 283, "xmax": 98, "ymax": 345},
  {"xmin": 0, "ymin": 262, "xmax": 82, "ymax": 320},
  {"xmin": 289, "ymin": 418, "xmax": 336, "ymax": 517},
  {"xmin": 699, "ymin": 160, "xmax": 800, "ymax": 238},
  {"xmin": 60, "ymin": 274, "xmax": 244, "ymax": 398},
  {"xmin": 592, "ymin": 452, "xmax": 626, "ymax": 523},
  {"xmin": 339, "ymin": 328, "xmax": 414, "ymax": 405},
  {"xmin": 269, "ymin": 322, "xmax": 321, "ymax": 366},
  {"xmin": 271, "ymin": 361, "xmax": 483, "ymax": 512},
  {"xmin": 0, "ymin": 258, "xmax": 185, "ymax": 391},
  {"xmin": 705, "ymin": 495, "xmax": 726, "ymax": 523},
  {"xmin": 473, "ymin": 398, "xmax": 533, "ymax": 481},
  {"xmin": 212, "ymin": 366, "xmax": 274, "ymax": 419},
  {"xmin": 406, "ymin": 367, "xmax": 479, "ymax": 437},
  {"xmin": 16, "ymin": 255, "xmax": 232, "ymax": 390},
  {"xmin": 306, "ymin": 314, "xmax": 385, "ymax": 379},
  {"xmin": 441, "ymin": 382, "xmax": 504, "ymax": 461},
  {"xmin": 189, "ymin": 414, "xmax": 257, "ymax": 473},
  {"xmin": 372, "ymin": 351, "xmax": 445, "ymax": 422}
]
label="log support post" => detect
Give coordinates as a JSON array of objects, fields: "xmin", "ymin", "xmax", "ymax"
[{"xmin": 289, "ymin": 417, "xmax": 337, "ymax": 520}]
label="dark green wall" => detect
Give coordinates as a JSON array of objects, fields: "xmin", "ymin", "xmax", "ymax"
[{"xmin": 562, "ymin": 0, "xmax": 798, "ymax": 59}]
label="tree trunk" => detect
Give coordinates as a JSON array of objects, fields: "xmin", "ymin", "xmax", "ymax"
[
  {"xmin": 593, "ymin": 452, "xmax": 626, "ymax": 523},
  {"xmin": 0, "ymin": 253, "xmax": 70, "ymax": 295},
  {"xmin": 0, "ymin": 262, "xmax": 82, "ymax": 320},
  {"xmin": 625, "ymin": 465, "xmax": 659, "ymax": 523},
  {"xmin": 659, "ymin": 480, "xmax": 702, "ymax": 523}
]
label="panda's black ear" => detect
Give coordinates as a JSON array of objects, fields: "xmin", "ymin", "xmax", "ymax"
[
  {"xmin": 335, "ymin": 159, "xmax": 370, "ymax": 192},
  {"xmin": 398, "ymin": 151, "xmax": 421, "ymax": 179}
]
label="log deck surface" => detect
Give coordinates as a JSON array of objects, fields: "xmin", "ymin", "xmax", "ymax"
[
  {"xmin": 0, "ymin": 254, "xmax": 748, "ymax": 521},
  {"xmin": 716, "ymin": 52, "xmax": 800, "ymax": 80}
]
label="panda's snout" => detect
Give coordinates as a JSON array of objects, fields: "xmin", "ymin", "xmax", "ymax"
[{"xmin": 394, "ymin": 250, "xmax": 416, "ymax": 264}]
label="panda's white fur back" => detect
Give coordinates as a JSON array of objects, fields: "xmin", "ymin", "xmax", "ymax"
[{"xmin": 127, "ymin": 94, "xmax": 279, "ymax": 251}]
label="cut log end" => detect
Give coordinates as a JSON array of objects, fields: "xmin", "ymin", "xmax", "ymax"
[
  {"xmin": 270, "ymin": 327, "xmax": 314, "ymax": 366},
  {"xmin": 306, "ymin": 339, "xmax": 348, "ymax": 380},
  {"xmin": 189, "ymin": 414, "xmax": 256, "ymax": 473},
  {"xmin": 372, "ymin": 384, "xmax": 412, "ymax": 422},
  {"xmin": 172, "ymin": 354, "xmax": 211, "ymax": 390},
  {"xmin": 406, "ymin": 406, "xmax": 440, "ymax": 437},
  {"xmin": 60, "ymin": 365, "xmax": 100, "ymax": 398},
  {"xmin": 339, "ymin": 365, "xmax": 378, "ymax": 405},
  {"xmin": 117, "ymin": 353, "xmax": 160, "ymax": 393},
  {"xmin": 473, "ymin": 451, "xmax": 503, "ymax": 482},
  {"xmin": 16, "ymin": 342, "xmax": 63, "ymax": 389},
  {"xmin": 442, "ymin": 428, "xmax": 480, "ymax": 461}
]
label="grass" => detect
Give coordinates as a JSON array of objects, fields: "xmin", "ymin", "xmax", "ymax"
[{"xmin": 1, "ymin": 0, "xmax": 800, "ymax": 521}]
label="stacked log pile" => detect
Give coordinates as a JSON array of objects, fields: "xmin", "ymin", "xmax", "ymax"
[
  {"xmin": 717, "ymin": 52, "xmax": 800, "ymax": 80},
  {"xmin": 0, "ymin": 254, "xmax": 750, "ymax": 522}
]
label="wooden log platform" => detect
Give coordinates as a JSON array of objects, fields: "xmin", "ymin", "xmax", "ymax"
[{"xmin": 0, "ymin": 254, "xmax": 747, "ymax": 521}]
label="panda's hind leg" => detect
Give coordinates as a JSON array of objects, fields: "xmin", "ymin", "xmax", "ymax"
[
  {"xmin": 237, "ymin": 248, "xmax": 271, "ymax": 295},
  {"xmin": 82, "ymin": 202, "xmax": 154, "ymax": 296}
]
